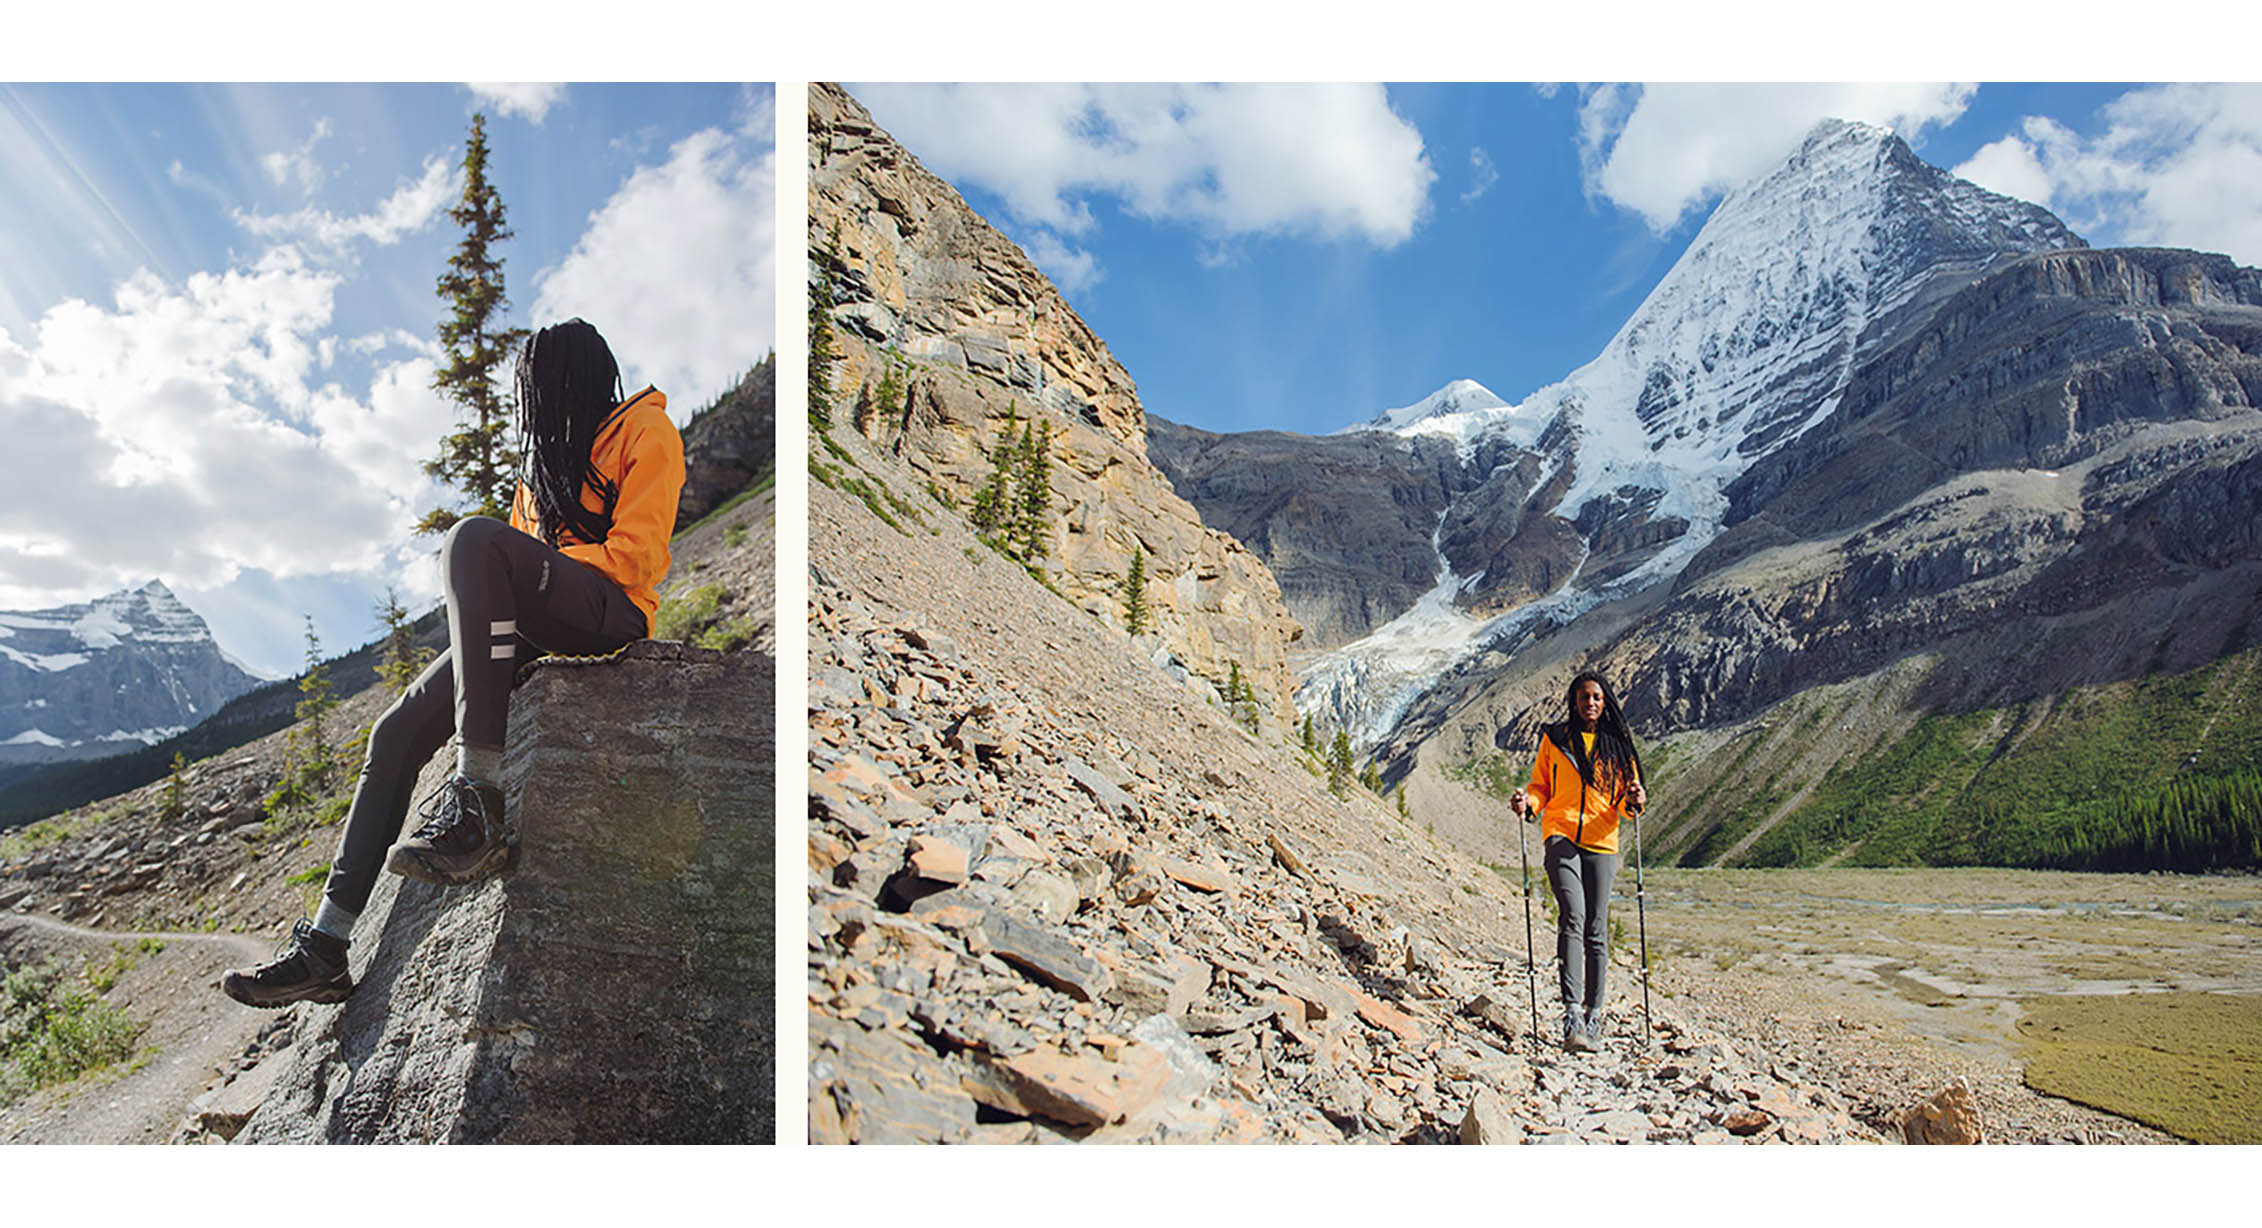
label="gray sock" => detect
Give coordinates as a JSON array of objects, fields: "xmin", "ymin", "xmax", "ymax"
[
  {"xmin": 457, "ymin": 743, "xmax": 503, "ymax": 785},
  {"xmin": 311, "ymin": 897, "xmax": 357, "ymax": 942}
]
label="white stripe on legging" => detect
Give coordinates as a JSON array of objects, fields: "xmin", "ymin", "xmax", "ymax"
[
  {"xmin": 490, "ymin": 644, "xmax": 516, "ymax": 659},
  {"xmin": 490, "ymin": 620, "xmax": 516, "ymax": 635}
]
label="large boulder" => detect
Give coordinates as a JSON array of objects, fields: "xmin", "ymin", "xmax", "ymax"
[
  {"xmin": 1900, "ymin": 1081, "xmax": 1984, "ymax": 1144},
  {"xmin": 236, "ymin": 641, "xmax": 774, "ymax": 1143}
]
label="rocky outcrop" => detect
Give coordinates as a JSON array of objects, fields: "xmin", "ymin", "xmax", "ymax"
[
  {"xmin": 809, "ymin": 83, "xmax": 1302, "ymax": 725},
  {"xmin": 1146, "ymin": 419, "xmax": 1586, "ymax": 652},
  {"xmin": 676, "ymin": 355, "xmax": 777, "ymax": 528},
  {"xmin": 237, "ymin": 642, "xmax": 774, "ymax": 1144}
]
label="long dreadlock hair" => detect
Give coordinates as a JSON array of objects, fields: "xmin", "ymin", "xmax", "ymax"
[
  {"xmin": 1549, "ymin": 670, "xmax": 1644, "ymax": 811},
  {"xmin": 516, "ymin": 318, "xmax": 625, "ymax": 549}
]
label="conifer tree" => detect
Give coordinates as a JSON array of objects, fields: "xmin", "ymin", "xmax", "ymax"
[
  {"xmin": 295, "ymin": 617, "xmax": 337, "ymax": 782},
  {"xmin": 162, "ymin": 752, "xmax": 188, "ymax": 822},
  {"xmin": 1013, "ymin": 419, "xmax": 1052, "ymax": 561},
  {"xmin": 1300, "ymin": 714, "xmax": 1318, "ymax": 757},
  {"xmin": 1395, "ymin": 786, "xmax": 1412, "ymax": 822},
  {"xmin": 809, "ymin": 220, "xmax": 843, "ymax": 428},
  {"xmin": 851, "ymin": 381, "xmax": 876, "ymax": 436},
  {"xmin": 419, "ymin": 112, "xmax": 526, "ymax": 536},
  {"xmin": 872, "ymin": 357, "xmax": 904, "ymax": 441},
  {"xmin": 1329, "ymin": 729, "xmax": 1354, "ymax": 798},
  {"xmin": 1122, "ymin": 550, "xmax": 1149, "ymax": 635},
  {"xmin": 375, "ymin": 587, "xmax": 431, "ymax": 693},
  {"xmin": 969, "ymin": 405, "xmax": 1019, "ymax": 540}
]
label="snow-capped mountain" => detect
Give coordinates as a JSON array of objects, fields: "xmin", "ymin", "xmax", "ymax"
[
  {"xmin": 1354, "ymin": 378, "xmax": 1511, "ymax": 434},
  {"xmin": 0, "ymin": 580, "xmax": 268, "ymax": 764},
  {"xmin": 1291, "ymin": 120, "xmax": 2085, "ymax": 744}
]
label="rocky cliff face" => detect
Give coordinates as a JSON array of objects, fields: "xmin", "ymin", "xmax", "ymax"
[
  {"xmin": 1398, "ymin": 245, "xmax": 2262, "ymax": 763},
  {"xmin": 677, "ymin": 355, "xmax": 777, "ymax": 528},
  {"xmin": 809, "ymin": 82, "xmax": 1303, "ymax": 725},
  {"xmin": 237, "ymin": 643, "xmax": 774, "ymax": 1144},
  {"xmin": 0, "ymin": 581, "xmax": 265, "ymax": 768}
]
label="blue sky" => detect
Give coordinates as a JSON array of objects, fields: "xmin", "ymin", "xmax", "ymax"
[
  {"xmin": 0, "ymin": 83, "xmax": 774, "ymax": 677},
  {"xmin": 852, "ymin": 82, "xmax": 2260, "ymax": 439}
]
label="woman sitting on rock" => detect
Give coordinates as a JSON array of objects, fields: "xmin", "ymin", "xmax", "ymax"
[
  {"xmin": 1510, "ymin": 670, "xmax": 1646, "ymax": 1052},
  {"xmin": 224, "ymin": 318, "xmax": 685, "ymax": 1008}
]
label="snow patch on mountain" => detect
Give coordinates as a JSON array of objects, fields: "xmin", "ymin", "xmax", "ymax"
[{"xmin": 1301, "ymin": 119, "xmax": 2084, "ymax": 747}]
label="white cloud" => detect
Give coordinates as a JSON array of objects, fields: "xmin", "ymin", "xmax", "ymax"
[
  {"xmin": 1952, "ymin": 84, "xmax": 2262, "ymax": 266},
  {"xmin": 468, "ymin": 83, "xmax": 565, "ymax": 123},
  {"xmin": 236, "ymin": 155, "xmax": 456, "ymax": 250},
  {"xmin": 260, "ymin": 117, "xmax": 333, "ymax": 196},
  {"xmin": 1023, "ymin": 231, "xmax": 1101, "ymax": 295},
  {"xmin": 1577, "ymin": 83, "xmax": 1977, "ymax": 233},
  {"xmin": 852, "ymin": 83, "xmax": 1434, "ymax": 292},
  {"xmin": 531, "ymin": 116, "xmax": 775, "ymax": 413},
  {"xmin": 0, "ymin": 256, "xmax": 451, "ymax": 614},
  {"xmin": 1953, "ymin": 133, "xmax": 2058, "ymax": 209},
  {"xmin": 1462, "ymin": 146, "xmax": 1500, "ymax": 206}
]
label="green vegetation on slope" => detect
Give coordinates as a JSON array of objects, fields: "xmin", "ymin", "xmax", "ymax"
[
  {"xmin": 2018, "ymin": 991, "xmax": 2262, "ymax": 1144},
  {"xmin": 1709, "ymin": 648, "xmax": 2262, "ymax": 871},
  {"xmin": 0, "ymin": 956, "xmax": 144, "ymax": 1106}
]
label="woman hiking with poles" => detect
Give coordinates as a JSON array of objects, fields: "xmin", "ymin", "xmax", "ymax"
[
  {"xmin": 1510, "ymin": 670, "xmax": 1646, "ymax": 1053},
  {"xmin": 223, "ymin": 319, "xmax": 685, "ymax": 1008}
]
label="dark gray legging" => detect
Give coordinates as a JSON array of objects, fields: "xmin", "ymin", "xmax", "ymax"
[
  {"xmin": 321, "ymin": 516, "xmax": 647, "ymax": 917},
  {"xmin": 1544, "ymin": 836, "xmax": 1620, "ymax": 1020}
]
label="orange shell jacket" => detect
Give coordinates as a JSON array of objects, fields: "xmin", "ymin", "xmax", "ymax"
[
  {"xmin": 509, "ymin": 386, "xmax": 684, "ymax": 630},
  {"xmin": 1522, "ymin": 723, "xmax": 1642, "ymax": 854}
]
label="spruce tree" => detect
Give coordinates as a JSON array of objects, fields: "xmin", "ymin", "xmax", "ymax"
[
  {"xmin": 969, "ymin": 405, "xmax": 1019, "ymax": 540},
  {"xmin": 162, "ymin": 752, "xmax": 188, "ymax": 822},
  {"xmin": 1231, "ymin": 663, "xmax": 1260, "ymax": 733},
  {"xmin": 1122, "ymin": 550, "xmax": 1149, "ymax": 636},
  {"xmin": 851, "ymin": 380, "xmax": 876, "ymax": 437},
  {"xmin": 809, "ymin": 220, "xmax": 843, "ymax": 429},
  {"xmin": 1013, "ymin": 419, "xmax": 1052, "ymax": 561},
  {"xmin": 375, "ymin": 587, "xmax": 431, "ymax": 693},
  {"xmin": 872, "ymin": 357, "xmax": 904, "ymax": 441},
  {"xmin": 1328, "ymin": 730, "xmax": 1354, "ymax": 798},
  {"xmin": 419, "ymin": 112, "xmax": 526, "ymax": 537},
  {"xmin": 294, "ymin": 617, "xmax": 337, "ymax": 782},
  {"xmin": 1300, "ymin": 714, "xmax": 1318, "ymax": 757}
]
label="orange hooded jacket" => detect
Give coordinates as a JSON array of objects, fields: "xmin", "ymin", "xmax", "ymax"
[
  {"xmin": 1522, "ymin": 722, "xmax": 1642, "ymax": 855},
  {"xmin": 509, "ymin": 386, "xmax": 685, "ymax": 630}
]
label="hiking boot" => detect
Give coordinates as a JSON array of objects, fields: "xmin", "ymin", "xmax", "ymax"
[
  {"xmin": 1563, "ymin": 1013, "xmax": 1597, "ymax": 1053},
  {"xmin": 1585, "ymin": 1006, "xmax": 1607, "ymax": 1038},
  {"xmin": 221, "ymin": 919, "xmax": 352, "ymax": 1008},
  {"xmin": 386, "ymin": 776, "xmax": 513, "ymax": 885}
]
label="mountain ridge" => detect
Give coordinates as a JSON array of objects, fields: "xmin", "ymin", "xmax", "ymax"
[{"xmin": 0, "ymin": 579, "xmax": 266, "ymax": 768}]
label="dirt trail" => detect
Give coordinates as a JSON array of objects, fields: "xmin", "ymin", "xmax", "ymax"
[{"xmin": 1, "ymin": 912, "xmax": 277, "ymax": 1144}]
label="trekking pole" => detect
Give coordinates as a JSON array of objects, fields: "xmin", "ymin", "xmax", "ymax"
[
  {"xmin": 1497, "ymin": 724, "xmax": 1538, "ymax": 1053},
  {"xmin": 1518, "ymin": 789, "xmax": 1538, "ymax": 1053},
  {"xmin": 1632, "ymin": 801, "xmax": 1653, "ymax": 1049}
]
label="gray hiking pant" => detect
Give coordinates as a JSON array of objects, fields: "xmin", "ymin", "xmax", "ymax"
[
  {"xmin": 321, "ymin": 516, "xmax": 646, "ymax": 917},
  {"xmin": 1544, "ymin": 836, "xmax": 1620, "ymax": 1021}
]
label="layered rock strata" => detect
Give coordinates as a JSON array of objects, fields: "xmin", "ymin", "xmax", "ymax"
[
  {"xmin": 809, "ymin": 82, "xmax": 1302, "ymax": 726},
  {"xmin": 238, "ymin": 642, "xmax": 774, "ymax": 1144}
]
